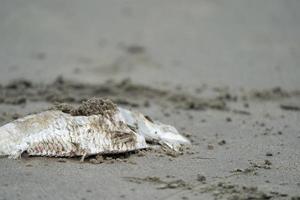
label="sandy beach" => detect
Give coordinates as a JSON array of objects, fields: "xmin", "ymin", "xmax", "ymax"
[{"xmin": 0, "ymin": 1, "xmax": 299, "ymax": 199}]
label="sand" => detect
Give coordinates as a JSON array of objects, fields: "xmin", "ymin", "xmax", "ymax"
[{"xmin": 0, "ymin": 1, "xmax": 300, "ymax": 200}]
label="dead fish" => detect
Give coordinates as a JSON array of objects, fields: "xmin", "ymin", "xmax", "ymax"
[{"xmin": 0, "ymin": 100, "xmax": 190, "ymax": 159}]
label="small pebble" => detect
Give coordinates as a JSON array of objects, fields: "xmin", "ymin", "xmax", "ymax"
[
  {"xmin": 226, "ymin": 117, "xmax": 232, "ymax": 122},
  {"xmin": 197, "ymin": 174, "xmax": 206, "ymax": 183},
  {"xmin": 264, "ymin": 160, "xmax": 272, "ymax": 165},
  {"xmin": 265, "ymin": 152, "xmax": 273, "ymax": 157},
  {"xmin": 218, "ymin": 140, "xmax": 226, "ymax": 145}
]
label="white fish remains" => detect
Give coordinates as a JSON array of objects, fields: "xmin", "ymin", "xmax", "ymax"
[{"xmin": 0, "ymin": 98, "xmax": 190, "ymax": 159}]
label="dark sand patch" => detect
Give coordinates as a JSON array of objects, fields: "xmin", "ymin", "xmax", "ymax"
[
  {"xmin": 200, "ymin": 182, "xmax": 288, "ymax": 200},
  {"xmin": 0, "ymin": 77, "xmax": 228, "ymax": 110},
  {"xmin": 124, "ymin": 176, "xmax": 288, "ymax": 199},
  {"xmin": 280, "ymin": 102, "xmax": 300, "ymax": 111},
  {"xmin": 1, "ymin": 77, "xmax": 299, "ymax": 115},
  {"xmin": 124, "ymin": 176, "xmax": 192, "ymax": 190}
]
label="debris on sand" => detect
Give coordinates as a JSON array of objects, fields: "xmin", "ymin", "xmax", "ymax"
[
  {"xmin": 125, "ymin": 177, "xmax": 287, "ymax": 199},
  {"xmin": 196, "ymin": 174, "xmax": 206, "ymax": 183},
  {"xmin": 250, "ymin": 160, "xmax": 272, "ymax": 170},
  {"xmin": 218, "ymin": 140, "xmax": 226, "ymax": 145},
  {"xmin": 1, "ymin": 77, "xmax": 299, "ymax": 115},
  {"xmin": 0, "ymin": 98, "xmax": 190, "ymax": 159},
  {"xmin": 125, "ymin": 45, "xmax": 146, "ymax": 54},
  {"xmin": 239, "ymin": 87, "xmax": 300, "ymax": 102},
  {"xmin": 230, "ymin": 160, "xmax": 273, "ymax": 176},
  {"xmin": 265, "ymin": 152, "xmax": 273, "ymax": 157},
  {"xmin": 248, "ymin": 87, "xmax": 291, "ymax": 100},
  {"xmin": 201, "ymin": 182, "xmax": 288, "ymax": 200},
  {"xmin": 232, "ymin": 109, "xmax": 251, "ymax": 115},
  {"xmin": 0, "ymin": 77, "xmax": 229, "ymax": 111},
  {"xmin": 88, "ymin": 152, "xmax": 140, "ymax": 165},
  {"xmin": 124, "ymin": 176, "xmax": 192, "ymax": 190},
  {"xmin": 280, "ymin": 102, "xmax": 300, "ymax": 111}
]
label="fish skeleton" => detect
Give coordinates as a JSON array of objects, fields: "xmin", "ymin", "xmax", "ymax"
[{"xmin": 0, "ymin": 99, "xmax": 190, "ymax": 159}]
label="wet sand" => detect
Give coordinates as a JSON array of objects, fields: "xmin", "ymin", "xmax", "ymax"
[{"xmin": 0, "ymin": 1, "xmax": 300, "ymax": 200}]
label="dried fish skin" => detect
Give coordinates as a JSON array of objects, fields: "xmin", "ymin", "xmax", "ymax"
[
  {"xmin": 0, "ymin": 105, "xmax": 190, "ymax": 159},
  {"xmin": 0, "ymin": 110, "xmax": 147, "ymax": 159}
]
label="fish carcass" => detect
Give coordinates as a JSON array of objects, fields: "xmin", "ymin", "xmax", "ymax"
[{"xmin": 0, "ymin": 98, "xmax": 190, "ymax": 159}]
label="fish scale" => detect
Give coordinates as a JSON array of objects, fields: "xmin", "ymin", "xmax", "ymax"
[{"xmin": 28, "ymin": 135, "xmax": 69, "ymax": 156}]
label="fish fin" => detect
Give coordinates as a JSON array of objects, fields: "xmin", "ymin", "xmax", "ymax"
[
  {"xmin": 80, "ymin": 152, "xmax": 87, "ymax": 162},
  {"xmin": 8, "ymin": 148, "xmax": 23, "ymax": 159},
  {"xmin": 7, "ymin": 143, "xmax": 29, "ymax": 159}
]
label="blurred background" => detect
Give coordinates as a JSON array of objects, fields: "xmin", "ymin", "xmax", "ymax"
[{"xmin": 1, "ymin": 0, "xmax": 300, "ymax": 89}]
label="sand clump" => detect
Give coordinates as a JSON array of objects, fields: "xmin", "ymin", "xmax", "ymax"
[
  {"xmin": 124, "ymin": 176, "xmax": 192, "ymax": 190},
  {"xmin": 54, "ymin": 98, "xmax": 117, "ymax": 117},
  {"xmin": 201, "ymin": 182, "xmax": 288, "ymax": 200},
  {"xmin": 124, "ymin": 176, "xmax": 288, "ymax": 199}
]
